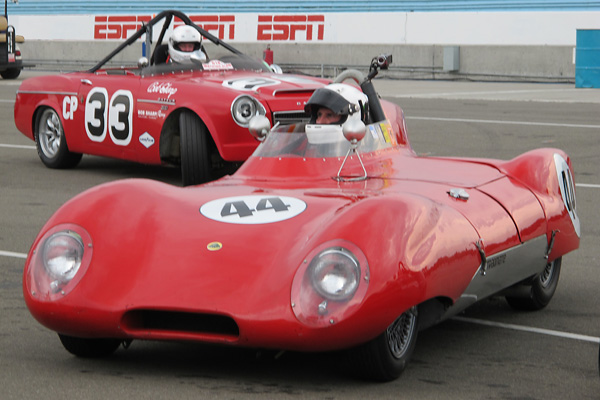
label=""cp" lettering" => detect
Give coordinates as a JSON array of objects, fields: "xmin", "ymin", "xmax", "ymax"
[{"xmin": 62, "ymin": 96, "xmax": 78, "ymax": 120}]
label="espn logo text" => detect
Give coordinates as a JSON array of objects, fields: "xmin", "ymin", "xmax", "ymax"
[
  {"xmin": 174, "ymin": 16, "xmax": 235, "ymax": 40},
  {"xmin": 94, "ymin": 15, "xmax": 236, "ymax": 40},
  {"xmin": 257, "ymin": 15, "xmax": 324, "ymax": 41},
  {"xmin": 94, "ymin": 16, "xmax": 152, "ymax": 40}
]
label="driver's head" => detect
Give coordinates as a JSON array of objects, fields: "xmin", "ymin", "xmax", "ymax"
[
  {"xmin": 168, "ymin": 25, "xmax": 204, "ymax": 63},
  {"xmin": 305, "ymin": 83, "xmax": 369, "ymax": 125},
  {"xmin": 305, "ymin": 84, "xmax": 369, "ymax": 145}
]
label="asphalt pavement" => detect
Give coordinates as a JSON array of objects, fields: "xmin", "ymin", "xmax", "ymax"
[
  {"xmin": 373, "ymin": 78, "xmax": 600, "ymax": 104},
  {"xmin": 14, "ymin": 69, "xmax": 600, "ymax": 104},
  {"xmin": 2, "ymin": 69, "xmax": 599, "ymax": 400}
]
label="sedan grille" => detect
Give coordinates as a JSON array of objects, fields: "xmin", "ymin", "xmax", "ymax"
[{"xmin": 273, "ymin": 110, "xmax": 311, "ymax": 125}]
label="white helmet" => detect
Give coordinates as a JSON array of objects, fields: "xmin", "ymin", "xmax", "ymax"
[
  {"xmin": 304, "ymin": 83, "xmax": 369, "ymax": 144},
  {"xmin": 168, "ymin": 25, "xmax": 206, "ymax": 64}
]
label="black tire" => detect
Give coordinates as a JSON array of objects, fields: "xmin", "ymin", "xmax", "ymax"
[
  {"xmin": 347, "ymin": 307, "xmax": 419, "ymax": 382},
  {"xmin": 179, "ymin": 111, "xmax": 211, "ymax": 186},
  {"xmin": 1, "ymin": 68, "xmax": 21, "ymax": 79},
  {"xmin": 506, "ymin": 257, "xmax": 562, "ymax": 311},
  {"xmin": 58, "ymin": 334, "xmax": 121, "ymax": 358},
  {"xmin": 34, "ymin": 107, "xmax": 82, "ymax": 169}
]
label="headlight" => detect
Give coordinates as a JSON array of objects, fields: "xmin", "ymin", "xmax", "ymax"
[
  {"xmin": 309, "ymin": 248, "xmax": 360, "ymax": 301},
  {"xmin": 291, "ymin": 240, "xmax": 369, "ymax": 328},
  {"xmin": 25, "ymin": 224, "xmax": 93, "ymax": 301},
  {"xmin": 42, "ymin": 231, "xmax": 84, "ymax": 283},
  {"xmin": 231, "ymin": 95, "xmax": 266, "ymax": 127}
]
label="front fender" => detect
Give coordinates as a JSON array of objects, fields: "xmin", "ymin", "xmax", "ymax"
[
  {"xmin": 173, "ymin": 88, "xmax": 262, "ymax": 161},
  {"xmin": 301, "ymin": 191, "xmax": 481, "ymax": 338}
]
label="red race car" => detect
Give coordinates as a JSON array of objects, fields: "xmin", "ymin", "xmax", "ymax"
[
  {"xmin": 22, "ymin": 55, "xmax": 580, "ymax": 381},
  {"xmin": 13, "ymin": 10, "xmax": 328, "ymax": 186}
]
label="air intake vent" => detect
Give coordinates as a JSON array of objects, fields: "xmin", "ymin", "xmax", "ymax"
[{"xmin": 123, "ymin": 310, "xmax": 239, "ymax": 337}]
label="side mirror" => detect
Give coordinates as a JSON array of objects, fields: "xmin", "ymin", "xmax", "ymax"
[
  {"xmin": 248, "ymin": 115, "xmax": 271, "ymax": 142},
  {"xmin": 342, "ymin": 119, "xmax": 366, "ymax": 144},
  {"xmin": 137, "ymin": 57, "xmax": 149, "ymax": 68}
]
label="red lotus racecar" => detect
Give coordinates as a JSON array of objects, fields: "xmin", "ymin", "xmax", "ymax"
[
  {"xmin": 22, "ymin": 56, "xmax": 580, "ymax": 381},
  {"xmin": 13, "ymin": 10, "xmax": 328, "ymax": 186}
]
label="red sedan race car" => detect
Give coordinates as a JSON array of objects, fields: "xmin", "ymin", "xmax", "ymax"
[
  {"xmin": 13, "ymin": 10, "xmax": 327, "ymax": 186},
  {"xmin": 22, "ymin": 56, "xmax": 580, "ymax": 381}
]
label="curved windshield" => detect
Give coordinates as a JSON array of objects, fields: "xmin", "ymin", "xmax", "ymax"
[{"xmin": 254, "ymin": 122, "xmax": 396, "ymax": 158}]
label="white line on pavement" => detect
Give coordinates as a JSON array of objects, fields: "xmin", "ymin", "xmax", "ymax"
[
  {"xmin": 453, "ymin": 316, "xmax": 600, "ymax": 344},
  {"xmin": 0, "ymin": 143, "xmax": 35, "ymax": 149},
  {"xmin": 407, "ymin": 116, "xmax": 600, "ymax": 130},
  {"xmin": 0, "ymin": 250, "xmax": 27, "ymax": 259}
]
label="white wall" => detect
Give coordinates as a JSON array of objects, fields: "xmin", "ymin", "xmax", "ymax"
[{"xmin": 10, "ymin": 11, "xmax": 600, "ymax": 45}]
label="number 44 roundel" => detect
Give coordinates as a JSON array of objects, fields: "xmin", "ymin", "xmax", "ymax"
[{"xmin": 200, "ymin": 196, "xmax": 307, "ymax": 224}]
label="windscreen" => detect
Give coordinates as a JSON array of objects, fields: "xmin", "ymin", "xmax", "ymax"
[{"xmin": 253, "ymin": 122, "xmax": 396, "ymax": 158}]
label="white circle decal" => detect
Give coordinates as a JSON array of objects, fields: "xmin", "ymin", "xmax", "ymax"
[
  {"xmin": 554, "ymin": 153, "xmax": 580, "ymax": 238},
  {"xmin": 200, "ymin": 195, "xmax": 306, "ymax": 224}
]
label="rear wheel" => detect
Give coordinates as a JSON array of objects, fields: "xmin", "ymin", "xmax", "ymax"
[
  {"xmin": 347, "ymin": 307, "xmax": 419, "ymax": 381},
  {"xmin": 505, "ymin": 257, "xmax": 562, "ymax": 311},
  {"xmin": 179, "ymin": 111, "xmax": 211, "ymax": 186},
  {"xmin": 1, "ymin": 68, "xmax": 21, "ymax": 79},
  {"xmin": 34, "ymin": 107, "xmax": 82, "ymax": 169},
  {"xmin": 58, "ymin": 334, "xmax": 122, "ymax": 358}
]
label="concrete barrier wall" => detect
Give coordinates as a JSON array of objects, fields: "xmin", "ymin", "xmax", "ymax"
[
  {"xmin": 11, "ymin": 10, "xmax": 598, "ymax": 82},
  {"xmin": 21, "ymin": 40, "xmax": 575, "ymax": 82}
]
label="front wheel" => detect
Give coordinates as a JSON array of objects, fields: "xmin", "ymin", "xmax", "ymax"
[
  {"xmin": 34, "ymin": 107, "xmax": 82, "ymax": 169},
  {"xmin": 347, "ymin": 307, "xmax": 419, "ymax": 382},
  {"xmin": 505, "ymin": 257, "xmax": 562, "ymax": 311},
  {"xmin": 58, "ymin": 334, "xmax": 122, "ymax": 358},
  {"xmin": 179, "ymin": 111, "xmax": 212, "ymax": 186}
]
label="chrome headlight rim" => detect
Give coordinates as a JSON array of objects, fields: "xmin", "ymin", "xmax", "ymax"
[
  {"xmin": 42, "ymin": 230, "xmax": 84, "ymax": 282},
  {"xmin": 291, "ymin": 239, "xmax": 369, "ymax": 327},
  {"xmin": 27, "ymin": 224, "xmax": 93, "ymax": 301},
  {"xmin": 308, "ymin": 247, "xmax": 361, "ymax": 301},
  {"xmin": 231, "ymin": 94, "xmax": 266, "ymax": 127}
]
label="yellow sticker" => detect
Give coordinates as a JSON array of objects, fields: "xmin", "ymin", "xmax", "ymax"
[{"xmin": 207, "ymin": 242, "xmax": 223, "ymax": 251}]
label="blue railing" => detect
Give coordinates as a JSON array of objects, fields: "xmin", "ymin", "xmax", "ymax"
[{"xmin": 6, "ymin": 0, "xmax": 600, "ymax": 15}]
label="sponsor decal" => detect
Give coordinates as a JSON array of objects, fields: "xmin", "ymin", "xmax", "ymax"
[
  {"xmin": 94, "ymin": 15, "xmax": 152, "ymax": 40},
  {"xmin": 200, "ymin": 195, "xmax": 307, "ymax": 224},
  {"xmin": 139, "ymin": 132, "xmax": 155, "ymax": 149},
  {"xmin": 207, "ymin": 242, "xmax": 223, "ymax": 251},
  {"xmin": 368, "ymin": 125, "xmax": 379, "ymax": 140},
  {"xmin": 147, "ymin": 82, "xmax": 178, "ymax": 99},
  {"xmin": 257, "ymin": 15, "xmax": 325, "ymax": 41},
  {"xmin": 379, "ymin": 122, "xmax": 393, "ymax": 144},
  {"xmin": 137, "ymin": 109, "xmax": 166, "ymax": 120},
  {"xmin": 202, "ymin": 60, "xmax": 234, "ymax": 71},
  {"xmin": 554, "ymin": 153, "xmax": 580, "ymax": 237}
]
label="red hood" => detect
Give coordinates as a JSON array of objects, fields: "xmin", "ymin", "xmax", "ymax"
[{"xmin": 199, "ymin": 72, "xmax": 326, "ymax": 94}]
